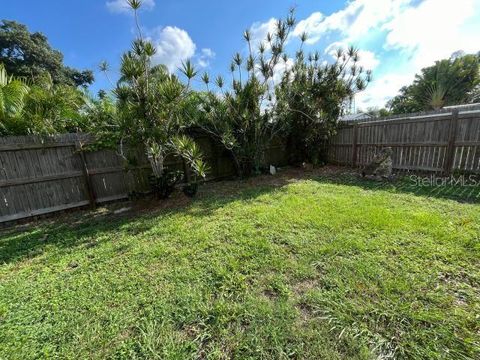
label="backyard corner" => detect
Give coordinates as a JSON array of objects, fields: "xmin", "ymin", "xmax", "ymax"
[
  {"xmin": 2, "ymin": 0, "xmax": 480, "ymax": 358},
  {"xmin": 0, "ymin": 167, "xmax": 479, "ymax": 359}
]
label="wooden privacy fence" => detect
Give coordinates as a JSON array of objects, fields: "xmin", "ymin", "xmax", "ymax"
[
  {"xmin": 3, "ymin": 107, "xmax": 479, "ymax": 223},
  {"xmin": 328, "ymin": 107, "xmax": 480, "ymax": 174},
  {"xmin": 0, "ymin": 132, "xmax": 287, "ymax": 223}
]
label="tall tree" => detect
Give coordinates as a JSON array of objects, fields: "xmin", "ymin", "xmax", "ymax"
[
  {"xmin": 275, "ymin": 46, "xmax": 371, "ymax": 165},
  {"xmin": 0, "ymin": 20, "xmax": 94, "ymax": 87},
  {"xmin": 196, "ymin": 10, "xmax": 370, "ymax": 173},
  {"xmin": 102, "ymin": 0, "xmax": 207, "ymax": 197},
  {"xmin": 388, "ymin": 53, "xmax": 480, "ymax": 114},
  {"xmin": 196, "ymin": 10, "xmax": 297, "ymax": 176}
]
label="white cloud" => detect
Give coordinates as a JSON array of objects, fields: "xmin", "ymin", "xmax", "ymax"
[
  {"xmin": 249, "ymin": 18, "xmax": 278, "ymax": 49},
  {"xmin": 148, "ymin": 26, "xmax": 196, "ymax": 72},
  {"xmin": 360, "ymin": 0, "xmax": 480, "ymax": 109},
  {"xmin": 383, "ymin": 0, "xmax": 478, "ymax": 69},
  {"xmin": 293, "ymin": 12, "xmax": 325, "ymax": 44},
  {"xmin": 326, "ymin": 42, "xmax": 380, "ymax": 71},
  {"xmin": 197, "ymin": 48, "xmax": 216, "ymax": 68},
  {"xmin": 356, "ymin": 73, "xmax": 414, "ymax": 110},
  {"xmin": 198, "ymin": 59, "xmax": 209, "ymax": 68},
  {"xmin": 356, "ymin": 50, "xmax": 380, "ymax": 71},
  {"xmin": 342, "ymin": 0, "xmax": 410, "ymax": 42},
  {"xmin": 293, "ymin": 0, "xmax": 411, "ymax": 45},
  {"xmin": 293, "ymin": 0, "xmax": 480, "ymax": 108},
  {"xmin": 201, "ymin": 48, "xmax": 215, "ymax": 58},
  {"xmin": 106, "ymin": 1, "xmax": 206, "ymax": 73},
  {"xmin": 271, "ymin": 57, "xmax": 295, "ymax": 85},
  {"xmin": 106, "ymin": 0, "xmax": 155, "ymax": 13}
]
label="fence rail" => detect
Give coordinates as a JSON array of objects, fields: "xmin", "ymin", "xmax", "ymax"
[
  {"xmin": 328, "ymin": 108, "xmax": 480, "ymax": 174},
  {"xmin": 0, "ymin": 133, "xmax": 286, "ymax": 223},
  {"xmin": 3, "ymin": 107, "xmax": 480, "ymax": 223}
]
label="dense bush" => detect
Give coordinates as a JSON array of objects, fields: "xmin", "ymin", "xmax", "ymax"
[
  {"xmin": 194, "ymin": 11, "xmax": 296, "ymax": 176},
  {"xmin": 195, "ymin": 9, "xmax": 370, "ymax": 174},
  {"xmin": 99, "ymin": 0, "xmax": 207, "ymax": 196},
  {"xmin": 275, "ymin": 46, "xmax": 370, "ymax": 165},
  {"xmin": 0, "ymin": 65, "xmax": 88, "ymax": 136}
]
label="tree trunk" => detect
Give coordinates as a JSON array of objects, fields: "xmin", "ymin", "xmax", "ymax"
[
  {"xmin": 229, "ymin": 150, "xmax": 242, "ymax": 178},
  {"xmin": 182, "ymin": 159, "xmax": 191, "ymax": 183},
  {"xmin": 147, "ymin": 150, "xmax": 164, "ymax": 178}
]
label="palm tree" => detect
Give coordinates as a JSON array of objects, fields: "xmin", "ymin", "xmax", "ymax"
[
  {"xmin": 425, "ymin": 83, "xmax": 447, "ymax": 110},
  {"xmin": 0, "ymin": 64, "xmax": 29, "ymax": 121},
  {"xmin": 21, "ymin": 74, "xmax": 86, "ymax": 134},
  {"xmin": 104, "ymin": 0, "xmax": 207, "ymax": 196}
]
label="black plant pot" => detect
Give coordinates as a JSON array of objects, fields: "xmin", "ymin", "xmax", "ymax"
[
  {"xmin": 149, "ymin": 171, "xmax": 183, "ymax": 199},
  {"xmin": 182, "ymin": 183, "xmax": 198, "ymax": 198}
]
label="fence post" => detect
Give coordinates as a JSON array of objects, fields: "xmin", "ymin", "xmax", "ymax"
[
  {"xmin": 352, "ymin": 124, "xmax": 359, "ymax": 167},
  {"xmin": 443, "ymin": 109, "xmax": 459, "ymax": 176},
  {"xmin": 76, "ymin": 141, "xmax": 96, "ymax": 209}
]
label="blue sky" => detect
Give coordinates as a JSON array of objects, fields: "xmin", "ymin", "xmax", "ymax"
[{"xmin": 3, "ymin": 0, "xmax": 480, "ymax": 109}]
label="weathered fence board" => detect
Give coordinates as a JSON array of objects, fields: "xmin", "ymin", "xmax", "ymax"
[
  {"xmin": 328, "ymin": 108, "xmax": 480, "ymax": 174},
  {"xmin": 4, "ymin": 107, "xmax": 478, "ymax": 223},
  {"xmin": 0, "ymin": 133, "xmax": 287, "ymax": 223}
]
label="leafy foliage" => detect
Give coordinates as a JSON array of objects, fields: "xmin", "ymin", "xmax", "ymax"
[
  {"xmin": 20, "ymin": 74, "xmax": 86, "ymax": 134},
  {"xmin": 197, "ymin": 10, "xmax": 297, "ymax": 176},
  {"xmin": 0, "ymin": 63, "xmax": 29, "ymax": 134},
  {"xmin": 103, "ymin": 1, "xmax": 207, "ymax": 194},
  {"xmin": 197, "ymin": 10, "xmax": 370, "ymax": 172},
  {"xmin": 1, "ymin": 69, "xmax": 88, "ymax": 136},
  {"xmin": 388, "ymin": 53, "xmax": 480, "ymax": 114},
  {"xmin": 0, "ymin": 9, "xmax": 371, "ymax": 179},
  {"xmin": 148, "ymin": 170, "xmax": 183, "ymax": 199},
  {"xmin": 365, "ymin": 107, "xmax": 391, "ymax": 118},
  {"xmin": 275, "ymin": 46, "xmax": 371, "ymax": 164},
  {"xmin": 170, "ymin": 135, "xmax": 209, "ymax": 180},
  {"xmin": 81, "ymin": 93, "xmax": 121, "ymax": 148},
  {"xmin": 0, "ymin": 20, "xmax": 93, "ymax": 87}
]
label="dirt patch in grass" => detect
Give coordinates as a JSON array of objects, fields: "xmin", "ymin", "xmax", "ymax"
[{"xmin": 293, "ymin": 278, "xmax": 318, "ymax": 296}]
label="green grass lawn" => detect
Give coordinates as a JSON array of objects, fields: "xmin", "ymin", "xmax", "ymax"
[{"xmin": 1, "ymin": 169, "xmax": 479, "ymax": 359}]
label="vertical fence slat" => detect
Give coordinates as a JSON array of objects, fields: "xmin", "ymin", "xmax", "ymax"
[
  {"xmin": 352, "ymin": 124, "xmax": 358, "ymax": 166},
  {"xmin": 443, "ymin": 110, "xmax": 459, "ymax": 175},
  {"xmin": 76, "ymin": 141, "xmax": 96, "ymax": 209}
]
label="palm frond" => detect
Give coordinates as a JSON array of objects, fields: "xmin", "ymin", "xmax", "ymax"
[
  {"xmin": 180, "ymin": 60, "xmax": 198, "ymax": 81},
  {"xmin": 0, "ymin": 65, "xmax": 29, "ymax": 118}
]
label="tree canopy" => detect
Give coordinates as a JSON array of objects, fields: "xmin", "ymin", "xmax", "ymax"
[
  {"xmin": 388, "ymin": 53, "xmax": 480, "ymax": 114},
  {"xmin": 0, "ymin": 63, "xmax": 29, "ymax": 133},
  {"xmin": 0, "ymin": 66, "xmax": 89, "ymax": 136},
  {"xmin": 194, "ymin": 11, "xmax": 370, "ymax": 173},
  {"xmin": 275, "ymin": 46, "xmax": 370, "ymax": 165},
  {"xmin": 0, "ymin": 20, "xmax": 94, "ymax": 87}
]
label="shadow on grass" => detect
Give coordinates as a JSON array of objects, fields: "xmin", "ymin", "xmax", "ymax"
[
  {"xmin": 1, "ymin": 167, "xmax": 478, "ymax": 266},
  {"xmin": 312, "ymin": 171, "xmax": 480, "ymax": 204},
  {"xmin": 0, "ymin": 177, "xmax": 291, "ymax": 266}
]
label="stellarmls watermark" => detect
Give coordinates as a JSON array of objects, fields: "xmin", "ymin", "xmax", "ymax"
[{"xmin": 409, "ymin": 174, "xmax": 480, "ymax": 187}]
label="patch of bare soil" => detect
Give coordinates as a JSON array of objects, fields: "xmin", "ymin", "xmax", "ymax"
[
  {"xmin": 293, "ymin": 278, "xmax": 318, "ymax": 296},
  {"xmin": 1, "ymin": 166, "xmax": 354, "ymax": 233}
]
